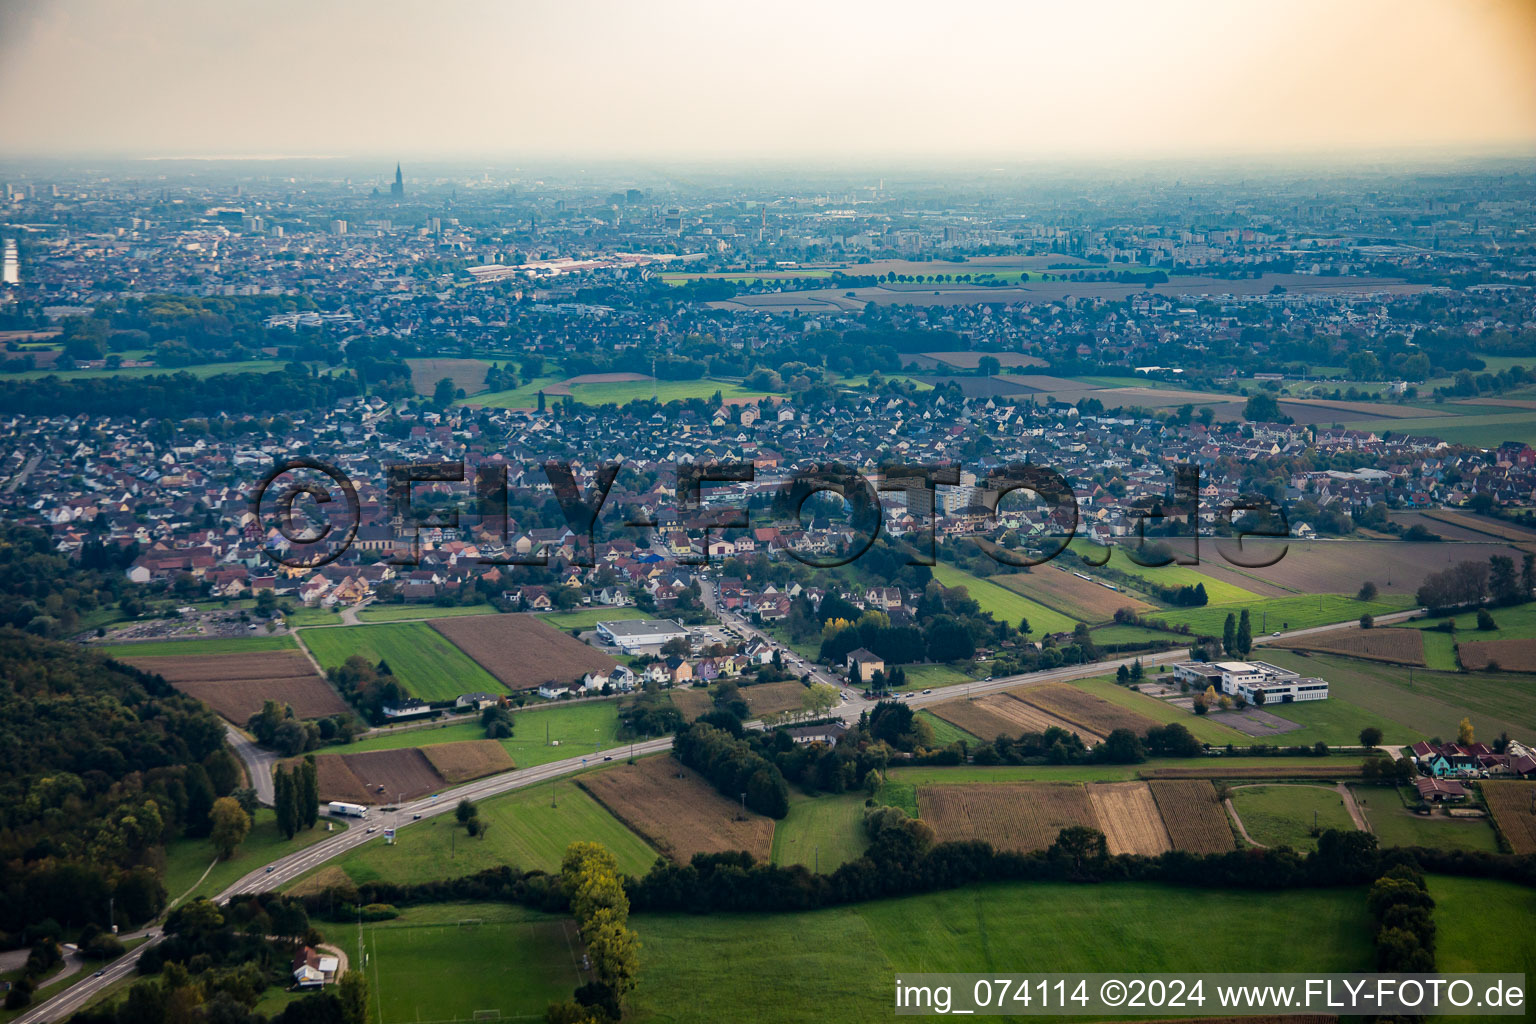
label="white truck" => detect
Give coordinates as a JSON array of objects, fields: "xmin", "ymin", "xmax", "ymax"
[{"xmin": 327, "ymin": 801, "xmax": 368, "ymax": 818}]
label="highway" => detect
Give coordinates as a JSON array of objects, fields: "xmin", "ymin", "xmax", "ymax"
[{"xmin": 19, "ymin": 597, "xmax": 1421, "ymax": 1023}]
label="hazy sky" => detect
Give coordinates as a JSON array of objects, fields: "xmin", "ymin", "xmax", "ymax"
[{"xmin": 2, "ymin": 0, "xmax": 1534, "ymax": 160}]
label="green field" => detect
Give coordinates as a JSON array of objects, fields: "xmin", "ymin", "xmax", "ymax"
[
  {"xmin": 628, "ymin": 882, "xmax": 1373, "ymax": 1023},
  {"xmin": 502, "ymin": 700, "xmax": 627, "ymax": 767},
  {"xmin": 660, "ymin": 270, "xmax": 834, "ymax": 285},
  {"xmin": 1343, "ymin": 409, "xmax": 1536, "ymax": 447},
  {"xmin": 1231, "ymin": 784, "xmax": 1357, "ymax": 850},
  {"xmin": 931, "ymin": 563, "xmax": 1080, "ymax": 635},
  {"xmin": 1064, "ymin": 541, "xmax": 1259, "ymax": 606},
  {"xmin": 279, "ymin": 606, "xmax": 346, "ymax": 627},
  {"xmin": 12, "ymin": 358, "xmax": 290, "ymax": 381},
  {"xmin": 535, "ymin": 606, "xmax": 650, "ymax": 631},
  {"xmin": 565, "ymin": 378, "xmax": 779, "ymax": 406},
  {"xmin": 1088, "ymin": 622, "xmax": 1183, "ymax": 646},
  {"xmin": 770, "ymin": 791, "xmax": 870, "ymax": 872},
  {"xmin": 98, "ymin": 634, "xmax": 297, "ymax": 658},
  {"xmin": 1428, "ymin": 875, "xmax": 1536, "ymax": 981},
  {"xmin": 1396, "ymin": 602, "xmax": 1536, "ymax": 672},
  {"xmin": 1159, "ymin": 593, "xmax": 1411, "ymax": 637},
  {"xmin": 325, "ymin": 903, "xmax": 583, "ymax": 1024},
  {"xmin": 459, "ymin": 372, "xmax": 566, "ymax": 409},
  {"xmin": 355, "ymin": 603, "xmax": 498, "ymax": 623},
  {"xmin": 1349, "ymin": 785, "xmax": 1500, "ymax": 853},
  {"xmin": 162, "ymin": 807, "xmax": 342, "ymax": 906},
  {"xmin": 342, "ymin": 720, "xmax": 485, "ymax": 753},
  {"xmin": 900, "ymin": 662, "xmax": 980, "ymax": 689},
  {"xmin": 1247, "ymin": 690, "xmax": 1415, "ymax": 747},
  {"xmin": 299, "ymin": 622, "xmax": 502, "ymax": 702},
  {"xmin": 1071, "ymin": 675, "xmax": 1250, "ymax": 745},
  {"xmin": 917, "ymin": 709, "xmax": 976, "ymax": 745},
  {"xmin": 319, "ymin": 780, "xmax": 656, "ymax": 884},
  {"xmin": 1261, "ymin": 650, "xmax": 1536, "ymax": 740}
]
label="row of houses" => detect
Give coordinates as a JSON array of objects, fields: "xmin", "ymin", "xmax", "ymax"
[{"xmin": 1408, "ymin": 740, "xmax": 1536, "ymax": 779}]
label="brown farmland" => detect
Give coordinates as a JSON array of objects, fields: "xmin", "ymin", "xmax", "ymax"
[
  {"xmin": 1419, "ymin": 510, "xmax": 1536, "ymax": 546},
  {"xmin": 120, "ymin": 650, "xmax": 348, "ymax": 722},
  {"xmin": 432, "ymin": 614, "xmax": 616, "ymax": 690},
  {"xmin": 929, "ymin": 698, "xmax": 1039, "ymax": 743},
  {"xmin": 577, "ymin": 756, "xmax": 772, "ymax": 861},
  {"xmin": 420, "ymin": 740, "xmax": 516, "ymax": 784},
  {"xmin": 994, "ymin": 568, "xmax": 1154, "ymax": 622},
  {"xmin": 1195, "ymin": 540, "xmax": 1527, "ymax": 599},
  {"xmin": 406, "ymin": 357, "xmax": 492, "ymax": 397},
  {"xmin": 1018, "ymin": 683, "xmax": 1159, "ymax": 737},
  {"xmin": 1271, "ymin": 627, "xmax": 1425, "ymax": 666},
  {"xmin": 1085, "ymin": 782, "xmax": 1171, "ymax": 855},
  {"xmin": 1457, "ymin": 638, "xmax": 1536, "ymax": 672},
  {"xmin": 1482, "ymin": 781, "xmax": 1536, "ymax": 854},
  {"xmin": 917, "ymin": 783, "xmax": 1097, "ymax": 853},
  {"xmin": 1148, "ymin": 780, "xmax": 1236, "ymax": 853},
  {"xmin": 980, "ymin": 693, "xmax": 1103, "ymax": 743},
  {"xmin": 295, "ymin": 748, "xmax": 447, "ymax": 804}
]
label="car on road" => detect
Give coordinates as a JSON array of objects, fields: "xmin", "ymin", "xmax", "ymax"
[
  {"xmin": 922, "ymin": 689, "xmax": 932, "ymax": 694},
  {"xmin": 365, "ymin": 825, "xmax": 377, "ymax": 833},
  {"xmin": 94, "ymin": 970, "xmax": 105, "ymax": 977},
  {"xmin": 412, "ymin": 813, "xmax": 421, "ymax": 819},
  {"xmin": 603, "ymin": 755, "xmax": 613, "ymax": 761},
  {"xmin": 265, "ymin": 865, "xmax": 275, "ymax": 873},
  {"xmin": 1272, "ymin": 630, "xmax": 1281, "ymax": 636}
]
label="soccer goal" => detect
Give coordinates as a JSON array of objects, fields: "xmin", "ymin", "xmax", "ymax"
[{"xmin": 471, "ymin": 1010, "xmax": 501, "ymax": 1021}]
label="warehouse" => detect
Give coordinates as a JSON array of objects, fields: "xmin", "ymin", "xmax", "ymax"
[{"xmin": 596, "ymin": 617, "xmax": 688, "ymax": 652}]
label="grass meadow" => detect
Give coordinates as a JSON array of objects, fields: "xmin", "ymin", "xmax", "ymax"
[{"xmin": 299, "ymin": 622, "xmax": 502, "ymax": 702}]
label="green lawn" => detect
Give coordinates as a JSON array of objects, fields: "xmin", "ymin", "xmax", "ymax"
[
  {"xmin": 13, "ymin": 358, "xmax": 290, "ymax": 381},
  {"xmin": 1231, "ymin": 784, "xmax": 1356, "ymax": 850},
  {"xmin": 900, "ymin": 662, "xmax": 979, "ymax": 689},
  {"xmin": 98, "ymin": 635, "xmax": 297, "ymax": 658},
  {"xmin": 1413, "ymin": 626, "xmax": 1461, "ymax": 671},
  {"xmin": 321, "ymin": 780, "xmax": 656, "ymax": 884},
  {"xmin": 1248, "ymin": 690, "xmax": 1416, "ymax": 747},
  {"xmin": 459, "ymin": 373, "xmax": 567, "ymax": 409},
  {"xmin": 343, "ymin": 720, "xmax": 485, "ymax": 753},
  {"xmin": 563, "ymin": 378, "xmax": 780, "ymax": 407},
  {"xmin": 1072, "ymin": 675, "xmax": 1250, "ymax": 745},
  {"xmin": 356, "ymin": 603, "xmax": 498, "ymax": 623},
  {"xmin": 280, "ymin": 606, "xmax": 346, "ymax": 627},
  {"xmin": 162, "ymin": 807, "xmax": 343, "ymax": 906},
  {"xmin": 1428, "ymin": 875, "xmax": 1536, "ymax": 983},
  {"xmin": 1159, "ymin": 593, "xmax": 1412, "ymax": 637},
  {"xmin": 770, "ymin": 791, "xmax": 870, "ymax": 872},
  {"xmin": 1349, "ymin": 785, "xmax": 1500, "ymax": 853},
  {"xmin": 535, "ymin": 606, "xmax": 649, "ymax": 631},
  {"xmin": 917, "ymin": 709, "xmax": 976, "ymax": 746},
  {"xmin": 1088, "ymin": 622, "xmax": 1184, "ymax": 646},
  {"xmin": 1343, "ymin": 409, "xmax": 1536, "ymax": 447},
  {"xmin": 1065, "ymin": 540, "xmax": 1258, "ymax": 606},
  {"xmin": 628, "ymin": 882, "xmax": 1372, "ymax": 1023},
  {"xmin": 1260, "ymin": 650, "xmax": 1536, "ymax": 740},
  {"xmin": 324, "ymin": 903, "xmax": 583, "ymax": 1024},
  {"xmin": 299, "ymin": 622, "xmax": 502, "ymax": 702},
  {"xmin": 931, "ymin": 563, "xmax": 1080, "ymax": 635},
  {"xmin": 501, "ymin": 700, "xmax": 626, "ymax": 768}
]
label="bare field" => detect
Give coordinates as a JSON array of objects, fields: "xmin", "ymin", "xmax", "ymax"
[
  {"xmin": 1483, "ymin": 782, "xmax": 1536, "ymax": 854},
  {"xmin": 1208, "ymin": 540, "xmax": 1527, "ymax": 597},
  {"xmin": 1419, "ymin": 510, "xmax": 1536, "ymax": 545},
  {"xmin": 928, "ymin": 698, "xmax": 1034, "ymax": 743},
  {"xmin": 121, "ymin": 650, "xmax": 348, "ymax": 722},
  {"xmin": 406, "ymin": 357, "xmax": 492, "ymax": 396},
  {"xmin": 1457, "ymin": 638, "xmax": 1536, "ymax": 672},
  {"xmin": 1271, "ymin": 627, "xmax": 1425, "ymax": 666},
  {"xmin": 1148, "ymin": 780, "xmax": 1237, "ymax": 853},
  {"xmin": 295, "ymin": 748, "xmax": 447, "ymax": 804},
  {"xmin": 984, "ymin": 693, "xmax": 1104, "ymax": 743},
  {"xmin": 432, "ymin": 613, "xmax": 616, "ymax": 690},
  {"xmin": 741, "ymin": 681, "xmax": 811, "ymax": 717},
  {"xmin": 1142, "ymin": 764, "xmax": 1368, "ymax": 780},
  {"xmin": 917, "ymin": 351, "xmax": 1046, "ymax": 370},
  {"xmin": 420, "ymin": 740, "xmax": 516, "ymax": 783},
  {"xmin": 918, "ymin": 783, "xmax": 1098, "ymax": 853},
  {"xmin": 1018, "ymin": 683, "xmax": 1159, "ymax": 737},
  {"xmin": 994, "ymin": 568, "xmax": 1154, "ymax": 622},
  {"xmin": 1085, "ymin": 782, "xmax": 1171, "ymax": 855},
  {"xmin": 577, "ymin": 756, "xmax": 773, "ymax": 861}
]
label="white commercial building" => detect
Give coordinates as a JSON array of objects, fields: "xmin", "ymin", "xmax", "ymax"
[
  {"xmin": 1173, "ymin": 659, "xmax": 1329, "ymax": 703},
  {"xmin": 596, "ymin": 617, "xmax": 688, "ymax": 652}
]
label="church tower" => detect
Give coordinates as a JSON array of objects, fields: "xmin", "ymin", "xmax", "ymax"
[{"xmin": 390, "ymin": 163, "xmax": 405, "ymax": 198}]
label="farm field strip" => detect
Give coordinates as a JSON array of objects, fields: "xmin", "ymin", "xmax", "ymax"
[
  {"xmin": 1269, "ymin": 626, "xmax": 1426, "ymax": 665},
  {"xmin": 431, "ymin": 613, "xmax": 617, "ymax": 691},
  {"xmin": 918, "ymin": 782, "xmax": 1098, "ymax": 853},
  {"xmin": 1482, "ymin": 781, "xmax": 1536, "ymax": 854},
  {"xmin": 420, "ymin": 739, "xmax": 516, "ymax": 783},
  {"xmin": 992, "ymin": 567, "xmax": 1153, "ymax": 623},
  {"xmin": 1085, "ymin": 782, "xmax": 1171, "ymax": 855},
  {"xmin": 1457, "ymin": 637, "xmax": 1536, "ymax": 672},
  {"xmin": 1147, "ymin": 781, "xmax": 1236, "ymax": 853},
  {"xmin": 981, "ymin": 692, "xmax": 1102, "ymax": 742},
  {"xmin": 930, "ymin": 563, "xmax": 1080, "ymax": 635},
  {"xmin": 576, "ymin": 756, "xmax": 774, "ymax": 861},
  {"xmin": 927, "ymin": 697, "xmax": 1038, "ymax": 744},
  {"xmin": 1012, "ymin": 682, "xmax": 1159, "ymax": 737},
  {"xmin": 116, "ymin": 648, "xmax": 348, "ymax": 722},
  {"xmin": 99, "ymin": 635, "xmax": 297, "ymax": 657}
]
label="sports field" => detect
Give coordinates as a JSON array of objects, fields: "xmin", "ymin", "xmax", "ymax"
[
  {"xmin": 299, "ymin": 622, "xmax": 502, "ymax": 701},
  {"xmin": 930, "ymin": 563, "xmax": 1079, "ymax": 635},
  {"xmin": 325, "ymin": 903, "xmax": 583, "ymax": 1024},
  {"xmin": 316, "ymin": 779, "xmax": 656, "ymax": 885},
  {"xmin": 627, "ymin": 882, "xmax": 1373, "ymax": 1023}
]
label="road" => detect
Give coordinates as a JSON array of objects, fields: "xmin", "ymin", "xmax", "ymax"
[
  {"xmin": 19, "ymin": 595, "xmax": 1424, "ymax": 1023},
  {"xmin": 225, "ymin": 725, "xmax": 278, "ymax": 805},
  {"xmin": 5, "ymin": 452, "xmax": 41, "ymax": 494},
  {"xmin": 15, "ymin": 738, "xmax": 673, "ymax": 1024}
]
